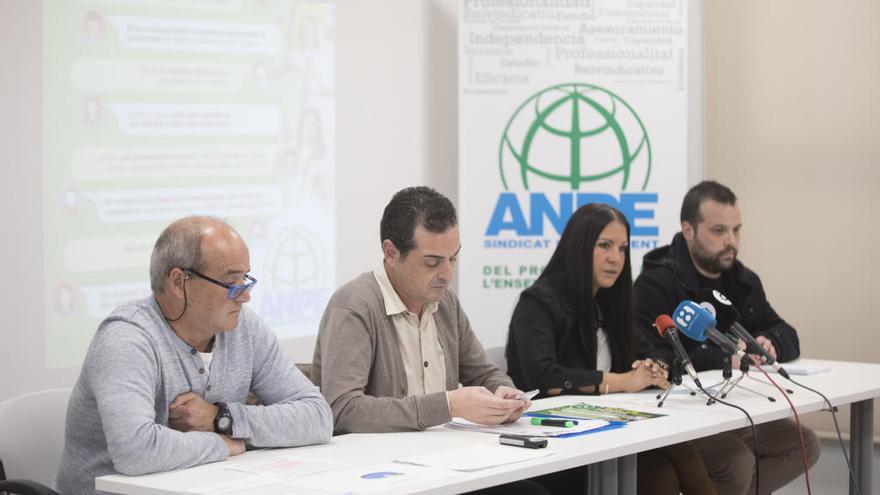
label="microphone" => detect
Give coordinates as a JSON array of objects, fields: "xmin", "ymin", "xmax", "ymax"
[
  {"xmin": 673, "ymin": 301, "xmax": 755, "ymax": 366},
  {"xmin": 654, "ymin": 314, "xmax": 702, "ymax": 388},
  {"xmin": 696, "ymin": 288, "xmax": 737, "ymax": 333},
  {"xmin": 697, "ymin": 289, "xmax": 790, "ymax": 379},
  {"xmin": 728, "ymin": 322, "xmax": 789, "ymax": 378}
]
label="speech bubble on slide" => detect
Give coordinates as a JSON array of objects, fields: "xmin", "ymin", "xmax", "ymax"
[
  {"xmin": 71, "ymin": 58, "xmax": 250, "ymax": 93},
  {"xmin": 71, "ymin": 145, "xmax": 277, "ymax": 180},
  {"xmin": 105, "ymin": 102, "xmax": 281, "ymax": 136},
  {"xmin": 106, "ymin": 15, "xmax": 280, "ymax": 54},
  {"xmin": 63, "ymin": 235, "xmax": 155, "ymax": 272},
  {"xmin": 85, "ymin": 186, "xmax": 282, "ymax": 224},
  {"xmin": 80, "ymin": 282, "xmax": 151, "ymax": 320}
]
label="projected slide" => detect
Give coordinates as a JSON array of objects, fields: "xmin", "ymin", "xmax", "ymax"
[{"xmin": 42, "ymin": 0, "xmax": 335, "ymax": 368}]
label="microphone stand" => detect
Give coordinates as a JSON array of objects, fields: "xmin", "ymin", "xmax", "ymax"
[
  {"xmin": 656, "ymin": 358, "xmax": 713, "ymax": 407},
  {"xmin": 745, "ymin": 373, "xmax": 795, "ymax": 395},
  {"xmin": 706, "ymin": 356, "xmax": 732, "ymax": 405},
  {"xmin": 712, "ymin": 357, "xmax": 777, "ymax": 403},
  {"xmin": 656, "ymin": 358, "xmax": 683, "ymax": 407}
]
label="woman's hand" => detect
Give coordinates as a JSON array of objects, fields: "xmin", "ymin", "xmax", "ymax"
[
  {"xmin": 622, "ymin": 359, "xmax": 670, "ymax": 392},
  {"xmin": 636, "ymin": 358, "xmax": 669, "ymax": 381}
]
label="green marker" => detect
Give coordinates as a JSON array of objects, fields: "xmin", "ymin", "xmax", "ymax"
[{"xmin": 531, "ymin": 417, "xmax": 576, "ymax": 428}]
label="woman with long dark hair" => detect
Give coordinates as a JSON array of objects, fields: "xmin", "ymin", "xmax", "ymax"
[{"xmin": 506, "ymin": 203, "xmax": 717, "ymax": 495}]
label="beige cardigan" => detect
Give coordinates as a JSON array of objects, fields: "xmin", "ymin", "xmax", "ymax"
[{"xmin": 312, "ymin": 272, "xmax": 513, "ymax": 433}]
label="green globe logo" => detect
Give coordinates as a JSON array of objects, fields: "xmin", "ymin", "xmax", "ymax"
[
  {"xmin": 499, "ymin": 83, "xmax": 652, "ymax": 191},
  {"xmin": 264, "ymin": 226, "xmax": 327, "ymax": 292}
]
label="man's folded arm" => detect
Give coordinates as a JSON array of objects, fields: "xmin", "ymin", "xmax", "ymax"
[
  {"xmin": 230, "ymin": 316, "xmax": 333, "ymax": 447},
  {"xmin": 318, "ymin": 305, "xmax": 451, "ymax": 433},
  {"xmin": 89, "ymin": 321, "xmax": 227, "ymax": 476}
]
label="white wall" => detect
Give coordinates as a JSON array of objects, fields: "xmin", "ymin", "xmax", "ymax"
[
  {"xmin": 1, "ymin": 0, "xmax": 51, "ymax": 400},
  {"xmin": 705, "ymin": 0, "xmax": 880, "ymax": 437},
  {"xmin": 282, "ymin": 0, "xmax": 460, "ymax": 362}
]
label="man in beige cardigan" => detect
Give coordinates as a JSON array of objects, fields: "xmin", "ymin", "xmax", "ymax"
[{"xmin": 313, "ymin": 186, "xmax": 530, "ymax": 434}]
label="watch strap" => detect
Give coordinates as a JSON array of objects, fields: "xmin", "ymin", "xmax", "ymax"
[{"xmin": 213, "ymin": 401, "xmax": 233, "ymax": 434}]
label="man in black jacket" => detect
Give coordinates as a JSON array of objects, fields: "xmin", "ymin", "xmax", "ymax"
[{"xmin": 633, "ymin": 180, "xmax": 819, "ymax": 495}]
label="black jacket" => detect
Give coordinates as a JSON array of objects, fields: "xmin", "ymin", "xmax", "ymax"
[
  {"xmin": 505, "ymin": 277, "xmax": 632, "ymax": 398},
  {"xmin": 633, "ymin": 233, "xmax": 800, "ymax": 370}
]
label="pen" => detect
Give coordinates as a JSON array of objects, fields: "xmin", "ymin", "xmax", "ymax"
[{"xmin": 531, "ymin": 417, "xmax": 577, "ymax": 428}]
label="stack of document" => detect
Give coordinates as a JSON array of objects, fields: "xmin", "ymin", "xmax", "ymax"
[
  {"xmin": 446, "ymin": 416, "xmax": 608, "ymax": 436},
  {"xmin": 185, "ymin": 457, "xmax": 455, "ymax": 495}
]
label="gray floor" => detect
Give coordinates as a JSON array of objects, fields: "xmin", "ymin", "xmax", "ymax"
[{"xmin": 775, "ymin": 438, "xmax": 879, "ymax": 495}]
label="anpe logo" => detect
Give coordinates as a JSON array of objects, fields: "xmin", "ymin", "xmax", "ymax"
[
  {"xmin": 486, "ymin": 82, "xmax": 659, "ymax": 240},
  {"xmin": 498, "ymin": 83, "xmax": 652, "ymax": 191},
  {"xmin": 258, "ymin": 226, "xmax": 330, "ymax": 323}
]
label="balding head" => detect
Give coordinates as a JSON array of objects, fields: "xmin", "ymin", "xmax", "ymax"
[{"xmin": 149, "ymin": 216, "xmax": 243, "ymax": 294}]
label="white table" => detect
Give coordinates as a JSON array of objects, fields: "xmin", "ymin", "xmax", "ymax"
[{"xmin": 96, "ymin": 359, "xmax": 879, "ymax": 495}]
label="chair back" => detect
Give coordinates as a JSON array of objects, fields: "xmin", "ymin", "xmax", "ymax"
[
  {"xmin": 0, "ymin": 388, "xmax": 72, "ymax": 486},
  {"xmin": 484, "ymin": 345, "xmax": 508, "ymax": 373}
]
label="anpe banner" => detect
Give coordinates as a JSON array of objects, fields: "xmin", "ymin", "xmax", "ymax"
[{"xmin": 459, "ymin": 0, "xmax": 692, "ymax": 348}]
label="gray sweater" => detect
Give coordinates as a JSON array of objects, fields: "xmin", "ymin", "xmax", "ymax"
[
  {"xmin": 312, "ymin": 272, "xmax": 513, "ymax": 433},
  {"xmin": 56, "ymin": 297, "xmax": 332, "ymax": 495}
]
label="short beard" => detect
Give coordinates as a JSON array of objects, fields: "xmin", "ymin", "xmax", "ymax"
[{"xmin": 692, "ymin": 245, "xmax": 737, "ymax": 275}]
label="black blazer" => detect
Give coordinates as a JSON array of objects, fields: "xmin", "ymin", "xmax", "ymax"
[{"xmin": 506, "ymin": 278, "xmax": 632, "ymax": 399}]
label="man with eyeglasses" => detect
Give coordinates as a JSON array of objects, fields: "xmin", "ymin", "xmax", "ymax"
[{"xmin": 57, "ymin": 216, "xmax": 332, "ymax": 495}]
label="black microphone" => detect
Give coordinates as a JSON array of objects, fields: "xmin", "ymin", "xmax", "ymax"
[
  {"xmin": 728, "ymin": 322, "xmax": 790, "ymax": 379},
  {"xmin": 697, "ymin": 289, "xmax": 789, "ymax": 378},
  {"xmin": 654, "ymin": 314, "xmax": 702, "ymax": 388}
]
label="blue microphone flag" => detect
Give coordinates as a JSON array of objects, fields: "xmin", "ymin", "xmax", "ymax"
[{"xmin": 673, "ymin": 300, "xmax": 716, "ymax": 342}]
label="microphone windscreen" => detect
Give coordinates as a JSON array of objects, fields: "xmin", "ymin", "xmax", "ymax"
[
  {"xmin": 696, "ymin": 288, "xmax": 739, "ymax": 332},
  {"xmin": 654, "ymin": 314, "xmax": 676, "ymax": 336},
  {"xmin": 673, "ymin": 301, "xmax": 716, "ymax": 342}
]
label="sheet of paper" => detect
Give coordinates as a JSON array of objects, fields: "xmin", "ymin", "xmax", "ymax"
[
  {"xmin": 185, "ymin": 474, "xmax": 340, "ymax": 495},
  {"xmin": 764, "ymin": 363, "xmax": 830, "ymax": 375},
  {"xmin": 293, "ymin": 462, "xmax": 455, "ymax": 494},
  {"xmin": 191, "ymin": 458, "xmax": 456, "ymax": 494},
  {"xmin": 396, "ymin": 445, "xmax": 552, "ymax": 472},
  {"xmin": 446, "ymin": 416, "xmax": 608, "ymax": 436},
  {"xmin": 221, "ymin": 456, "xmax": 349, "ymax": 482}
]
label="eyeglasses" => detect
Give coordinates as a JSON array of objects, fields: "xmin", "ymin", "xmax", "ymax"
[{"xmin": 185, "ymin": 269, "xmax": 257, "ymax": 300}]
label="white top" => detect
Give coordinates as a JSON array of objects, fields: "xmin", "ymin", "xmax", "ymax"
[
  {"xmin": 198, "ymin": 351, "xmax": 213, "ymax": 374},
  {"xmin": 596, "ymin": 327, "xmax": 612, "ymax": 372}
]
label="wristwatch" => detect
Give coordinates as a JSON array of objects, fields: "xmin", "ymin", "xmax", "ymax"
[{"xmin": 213, "ymin": 402, "xmax": 233, "ymax": 434}]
